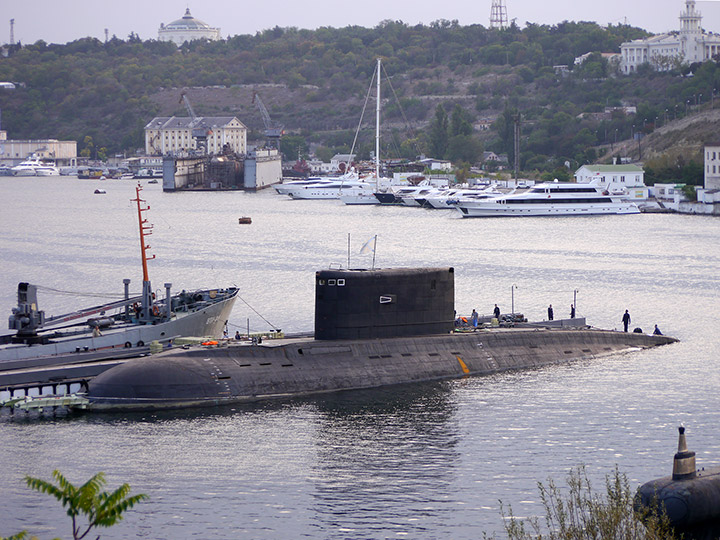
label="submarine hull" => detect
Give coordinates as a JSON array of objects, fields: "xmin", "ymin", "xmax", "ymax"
[
  {"xmin": 85, "ymin": 329, "xmax": 676, "ymax": 411},
  {"xmin": 636, "ymin": 468, "xmax": 720, "ymax": 530}
]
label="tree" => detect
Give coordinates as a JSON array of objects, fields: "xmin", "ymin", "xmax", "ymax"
[
  {"xmin": 446, "ymin": 134, "xmax": 482, "ymax": 164},
  {"xmin": 449, "ymin": 104, "xmax": 473, "ymax": 137},
  {"xmin": 80, "ymin": 136, "xmax": 95, "ymax": 159},
  {"xmin": 427, "ymin": 104, "xmax": 449, "ymax": 158},
  {"xmin": 280, "ymin": 134, "xmax": 307, "ymax": 161},
  {"xmin": 23, "ymin": 470, "xmax": 148, "ymax": 540}
]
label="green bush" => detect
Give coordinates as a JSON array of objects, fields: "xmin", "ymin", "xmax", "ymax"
[{"xmin": 499, "ymin": 466, "xmax": 676, "ymax": 540}]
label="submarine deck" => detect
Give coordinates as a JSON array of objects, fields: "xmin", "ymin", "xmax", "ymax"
[{"xmin": 83, "ymin": 327, "xmax": 677, "ymax": 411}]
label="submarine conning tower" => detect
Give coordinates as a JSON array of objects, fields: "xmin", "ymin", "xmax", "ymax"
[
  {"xmin": 635, "ymin": 427, "xmax": 720, "ymax": 533},
  {"xmin": 314, "ymin": 267, "xmax": 455, "ymax": 340},
  {"xmin": 673, "ymin": 426, "xmax": 697, "ymax": 480}
]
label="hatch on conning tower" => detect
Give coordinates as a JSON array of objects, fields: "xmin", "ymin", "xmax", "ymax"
[{"xmin": 314, "ymin": 267, "xmax": 455, "ymax": 340}]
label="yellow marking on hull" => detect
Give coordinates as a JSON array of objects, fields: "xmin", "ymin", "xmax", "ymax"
[{"xmin": 456, "ymin": 356, "xmax": 470, "ymax": 374}]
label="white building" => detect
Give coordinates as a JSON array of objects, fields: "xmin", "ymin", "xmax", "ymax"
[
  {"xmin": 574, "ymin": 164, "xmax": 649, "ymax": 199},
  {"xmin": 158, "ymin": 9, "xmax": 221, "ymax": 46},
  {"xmin": 704, "ymin": 143, "xmax": 720, "ymax": 190},
  {"xmin": 418, "ymin": 158, "xmax": 453, "ymax": 172},
  {"xmin": 0, "ymin": 135, "xmax": 77, "ymax": 166},
  {"xmin": 144, "ymin": 116, "xmax": 247, "ymax": 156},
  {"xmin": 620, "ymin": 0, "xmax": 720, "ymax": 73}
]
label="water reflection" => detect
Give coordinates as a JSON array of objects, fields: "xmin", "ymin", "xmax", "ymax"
[{"xmin": 308, "ymin": 383, "xmax": 461, "ymax": 538}]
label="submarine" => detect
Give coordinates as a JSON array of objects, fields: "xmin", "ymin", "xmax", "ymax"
[
  {"xmin": 635, "ymin": 427, "xmax": 720, "ymax": 538},
  {"xmin": 85, "ymin": 267, "xmax": 674, "ymax": 410},
  {"xmin": 79, "ymin": 267, "xmax": 676, "ymax": 411}
]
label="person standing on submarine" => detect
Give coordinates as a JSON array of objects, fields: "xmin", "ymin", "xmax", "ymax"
[{"xmin": 622, "ymin": 309, "xmax": 631, "ymax": 332}]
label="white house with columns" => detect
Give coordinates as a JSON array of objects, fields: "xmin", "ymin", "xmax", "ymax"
[
  {"xmin": 620, "ymin": 0, "xmax": 720, "ymax": 73},
  {"xmin": 574, "ymin": 164, "xmax": 649, "ymax": 199}
]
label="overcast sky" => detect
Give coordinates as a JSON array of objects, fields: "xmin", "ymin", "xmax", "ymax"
[{"xmin": 3, "ymin": 0, "xmax": 720, "ymax": 46}]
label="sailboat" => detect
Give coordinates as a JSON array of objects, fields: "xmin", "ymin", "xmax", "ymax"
[{"xmin": 341, "ymin": 58, "xmax": 400, "ymax": 205}]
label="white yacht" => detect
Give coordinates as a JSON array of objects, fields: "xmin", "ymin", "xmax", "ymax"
[
  {"xmin": 455, "ymin": 180, "xmax": 640, "ymax": 218},
  {"xmin": 11, "ymin": 157, "xmax": 59, "ymax": 176},
  {"xmin": 274, "ymin": 177, "xmax": 335, "ymax": 196},
  {"xmin": 285, "ymin": 175, "xmax": 375, "ymax": 200},
  {"xmin": 425, "ymin": 186, "xmax": 503, "ymax": 209}
]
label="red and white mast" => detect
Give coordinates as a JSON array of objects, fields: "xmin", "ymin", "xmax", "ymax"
[{"xmin": 131, "ymin": 183, "xmax": 157, "ymax": 321}]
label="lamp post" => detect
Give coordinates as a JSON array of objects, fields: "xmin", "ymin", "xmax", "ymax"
[
  {"xmin": 511, "ymin": 284, "xmax": 517, "ymax": 315},
  {"xmin": 573, "ymin": 289, "xmax": 578, "ymax": 316}
]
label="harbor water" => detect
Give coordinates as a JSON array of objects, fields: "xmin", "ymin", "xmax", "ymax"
[{"xmin": 1, "ymin": 176, "xmax": 719, "ymax": 539}]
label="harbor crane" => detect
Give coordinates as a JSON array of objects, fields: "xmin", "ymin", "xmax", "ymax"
[
  {"xmin": 179, "ymin": 91, "xmax": 210, "ymax": 154},
  {"xmin": 252, "ymin": 92, "xmax": 283, "ymax": 150}
]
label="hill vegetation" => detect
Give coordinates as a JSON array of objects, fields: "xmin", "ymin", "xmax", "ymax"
[{"xmin": 0, "ymin": 20, "xmax": 718, "ymax": 181}]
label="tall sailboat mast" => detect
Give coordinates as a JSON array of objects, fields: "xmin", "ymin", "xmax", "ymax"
[{"xmin": 375, "ymin": 57, "xmax": 381, "ymax": 180}]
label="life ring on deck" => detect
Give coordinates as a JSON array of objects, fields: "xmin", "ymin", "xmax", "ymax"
[
  {"xmin": 124, "ymin": 341, "xmax": 132, "ymax": 348},
  {"xmin": 152, "ymin": 305, "xmax": 160, "ymax": 316}
]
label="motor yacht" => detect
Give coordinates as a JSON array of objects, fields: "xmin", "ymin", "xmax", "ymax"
[{"xmin": 455, "ymin": 180, "xmax": 640, "ymax": 217}]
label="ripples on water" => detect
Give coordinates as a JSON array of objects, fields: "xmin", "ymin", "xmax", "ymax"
[{"xmin": 1, "ymin": 177, "xmax": 720, "ymax": 538}]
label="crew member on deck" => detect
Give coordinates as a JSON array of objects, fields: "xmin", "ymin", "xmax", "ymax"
[{"xmin": 622, "ymin": 310, "xmax": 631, "ymax": 332}]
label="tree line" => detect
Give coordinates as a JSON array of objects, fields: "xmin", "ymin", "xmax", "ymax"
[{"xmin": 0, "ymin": 19, "xmax": 717, "ymax": 180}]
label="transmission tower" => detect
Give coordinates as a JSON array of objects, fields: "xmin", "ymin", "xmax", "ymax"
[
  {"xmin": 10, "ymin": 19, "xmax": 14, "ymax": 45},
  {"xmin": 489, "ymin": 0, "xmax": 508, "ymax": 30}
]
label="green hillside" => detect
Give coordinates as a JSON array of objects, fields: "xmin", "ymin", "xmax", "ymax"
[{"xmin": 0, "ymin": 20, "xmax": 718, "ymax": 179}]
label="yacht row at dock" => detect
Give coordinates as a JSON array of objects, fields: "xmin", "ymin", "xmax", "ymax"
[{"xmin": 273, "ymin": 174, "xmax": 642, "ymax": 217}]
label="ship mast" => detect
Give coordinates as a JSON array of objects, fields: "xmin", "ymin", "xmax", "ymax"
[
  {"xmin": 131, "ymin": 183, "xmax": 156, "ymax": 321},
  {"xmin": 375, "ymin": 57, "xmax": 381, "ymax": 180}
]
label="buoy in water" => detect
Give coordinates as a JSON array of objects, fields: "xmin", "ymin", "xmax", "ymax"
[{"xmin": 238, "ymin": 217, "xmax": 252, "ymax": 224}]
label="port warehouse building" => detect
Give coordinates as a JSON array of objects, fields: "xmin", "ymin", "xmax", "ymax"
[
  {"xmin": 144, "ymin": 116, "xmax": 247, "ymax": 156},
  {"xmin": 0, "ymin": 131, "xmax": 77, "ymax": 166}
]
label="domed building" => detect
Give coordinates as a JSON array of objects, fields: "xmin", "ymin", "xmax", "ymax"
[
  {"xmin": 620, "ymin": 0, "xmax": 720, "ymax": 73},
  {"xmin": 158, "ymin": 8, "xmax": 221, "ymax": 45}
]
